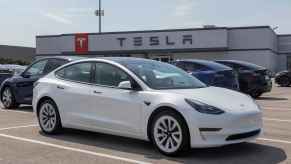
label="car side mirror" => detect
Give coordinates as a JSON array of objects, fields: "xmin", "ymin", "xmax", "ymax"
[
  {"xmin": 118, "ymin": 81, "xmax": 132, "ymax": 90},
  {"xmin": 22, "ymin": 72, "xmax": 31, "ymax": 78}
]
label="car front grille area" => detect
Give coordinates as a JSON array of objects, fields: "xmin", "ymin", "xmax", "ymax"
[{"xmin": 226, "ymin": 129, "xmax": 261, "ymax": 141}]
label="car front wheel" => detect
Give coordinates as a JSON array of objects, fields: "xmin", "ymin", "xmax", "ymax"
[
  {"xmin": 151, "ymin": 110, "xmax": 189, "ymax": 156},
  {"xmin": 1, "ymin": 87, "xmax": 19, "ymax": 109},
  {"xmin": 38, "ymin": 99, "xmax": 62, "ymax": 134}
]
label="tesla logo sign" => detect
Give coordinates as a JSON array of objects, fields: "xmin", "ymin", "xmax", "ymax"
[{"xmin": 75, "ymin": 33, "xmax": 88, "ymax": 54}]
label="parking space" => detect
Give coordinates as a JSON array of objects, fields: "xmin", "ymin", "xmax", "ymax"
[{"xmin": 0, "ymin": 85, "xmax": 290, "ymax": 164}]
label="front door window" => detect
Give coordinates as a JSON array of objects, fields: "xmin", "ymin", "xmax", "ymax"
[{"xmin": 24, "ymin": 59, "xmax": 48, "ymax": 77}]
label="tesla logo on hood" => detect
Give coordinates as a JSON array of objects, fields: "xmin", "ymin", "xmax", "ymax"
[{"xmin": 75, "ymin": 33, "xmax": 89, "ymax": 54}]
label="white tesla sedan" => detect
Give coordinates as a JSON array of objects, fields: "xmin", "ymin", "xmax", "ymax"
[{"xmin": 33, "ymin": 57, "xmax": 262, "ymax": 156}]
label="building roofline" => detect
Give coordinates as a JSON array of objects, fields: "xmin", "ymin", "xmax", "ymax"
[
  {"xmin": 36, "ymin": 27, "xmax": 228, "ymax": 38},
  {"xmin": 36, "ymin": 25, "xmax": 276, "ymax": 38},
  {"xmin": 278, "ymin": 34, "xmax": 291, "ymax": 37},
  {"xmin": 227, "ymin": 25, "xmax": 271, "ymax": 30},
  {"xmin": 0, "ymin": 45, "xmax": 35, "ymax": 49}
]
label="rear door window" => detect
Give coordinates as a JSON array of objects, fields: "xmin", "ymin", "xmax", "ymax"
[{"xmin": 56, "ymin": 62, "xmax": 93, "ymax": 83}]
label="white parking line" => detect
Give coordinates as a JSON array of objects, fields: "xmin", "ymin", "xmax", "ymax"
[
  {"xmin": 263, "ymin": 118, "xmax": 291, "ymax": 123},
  {"xmin": 258, "ymin": 138, "xmax": 291, "ymax": 144},
  {"xmin": 0, "ymin": 134, "xmax": 152, "ymax": 164},
  {"xmin": 0, "ymin": 124, "xmax": 38, "ymax": 131},
  {"xmin": 0, "ymin": 109, "xmax": 33, "ymax": 114}
]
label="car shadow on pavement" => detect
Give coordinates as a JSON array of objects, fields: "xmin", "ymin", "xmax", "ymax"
[
  {"xmin": 6, "ymin": 105, "xmax": 33, "ymax": 113},
  {"xmin": 0, "ymin": 103, "xmax": 33, "ymax": 113},
  {"xmin": 40, "ymin": 129, "xmax": 287, "ymax": 164},
  {"xmin": 257, "ymin": 97, "xmax": 288, "ymax": 101},
  {"xmin": 277, "ymin": 86, "xmax": 291, "ymax": 88}
]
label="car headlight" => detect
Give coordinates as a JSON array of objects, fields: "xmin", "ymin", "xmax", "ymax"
[{"xmin": 185, "ymin": 99, "xmax": 225, "ymax": 115}]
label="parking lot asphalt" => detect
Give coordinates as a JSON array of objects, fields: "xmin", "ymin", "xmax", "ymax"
[{"xmin": 0, "ymin": 85, "xmax": 290, "ymax": 164}]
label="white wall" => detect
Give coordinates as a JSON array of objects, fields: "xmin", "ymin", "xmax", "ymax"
[
  {"xmin": 228, "ymin": 28, "xmax": 277, "ymax": 50},
  {"xmin": 172, "ymin": 52, "xmax": 225, "ymax": 60},
  {"xmin": 278, "ymin": 35, "xmax": 291, "ymax": 53},
  {"xmin": 277, "ymin": 55, "xmax": 287, "ymax": 71},
  {"xmin": 36, "ymin": 37, "xmax": 61, "ymax": 55}
]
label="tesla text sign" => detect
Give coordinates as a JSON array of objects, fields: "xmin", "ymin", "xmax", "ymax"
[{"xmin": 89, "ymin": 29, "xmax": 228, "ymax": 52}]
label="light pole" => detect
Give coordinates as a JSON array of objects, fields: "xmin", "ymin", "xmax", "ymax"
[{"xmin": 95, "ymin": 0, "xmax": 104, "ymax": 33}]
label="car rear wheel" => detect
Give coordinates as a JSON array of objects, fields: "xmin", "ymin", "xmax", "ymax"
[
  {"xmin": 38, "ymin": 99, "xmax": 62, "ymax": 134},
  {"xmin": 278, "ymin": 76, "xmax": 290, "ymax": 87},
  {"xmin": 151, "ymin": 110, "xmax": 189, "ymax": 156},
  {"xmin": 1, "ymin": 87, "xmax": 19, "ymax": 109}
]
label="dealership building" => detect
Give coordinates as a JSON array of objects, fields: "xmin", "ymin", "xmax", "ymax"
[{"xmin": 36, "ymin": 26, "xmax": 291, "ymax": 72}]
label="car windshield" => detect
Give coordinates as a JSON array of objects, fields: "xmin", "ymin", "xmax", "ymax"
[{"xmin": 118, "ymin": 59, "xmax": 207, "ymax": 90}]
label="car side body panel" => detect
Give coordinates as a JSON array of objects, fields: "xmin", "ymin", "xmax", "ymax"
[{"xmin": 33, "ymin": 58, "xmax": 263, "ymax": 149}]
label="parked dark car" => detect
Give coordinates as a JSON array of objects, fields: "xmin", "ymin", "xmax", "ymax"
[
  {"xmin": 172, "ymin": 59, "xmax": 239, "ymax": 90},
  {"xmin": 275, "ymin": 70, "xmax": 291, "ymax": 87},
  {"xmin": 216, "ymin": 60, "xmax": 272, "ymax": 98},
  {"xmin": 0, "ymin": 56, "xmax": 84, "ymax": 109}
]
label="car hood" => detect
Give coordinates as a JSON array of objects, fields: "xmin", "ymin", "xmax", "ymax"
[{"xmin": 161, "ymin": 87, "xmax": 259, "ymax": 113}]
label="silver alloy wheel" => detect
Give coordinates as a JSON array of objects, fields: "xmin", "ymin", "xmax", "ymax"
[
  {"xmin": 2, "ymin": 88, "xmax": 12, "ymax": 107},
  {"xmin": 153, "ymin": 116, "xmax": 183, "ymax": 153},
  {"xmin": 39, "ymin": 103, "xmax": 57, "ymax": 132}
]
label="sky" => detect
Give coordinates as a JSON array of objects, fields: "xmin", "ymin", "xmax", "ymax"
[{"xmin": 0, "ymin": 0, "xmax": 290, "ymax": 47}]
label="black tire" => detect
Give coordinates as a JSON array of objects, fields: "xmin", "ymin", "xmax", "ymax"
[
  {"xmin": 37, "ymin": 99, "xmax": 62, "ymax": 134},
  {"xmin": 250, "ymin": 91, "xmax": 263, "ymax": 99},
  {"xmin": 1, "ymin": 87, "xmax": 19, "ymax": 109},
  {"xmin": 278, "ymin": 76, "xmax": 290, "ymax": 87},
  {"xmin": 150, "ymin": 110, "xmax": 190, "ymax": 156}
]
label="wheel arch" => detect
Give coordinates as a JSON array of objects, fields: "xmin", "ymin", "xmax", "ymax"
[
  {"xmin": 146, "ymin": 106, "xmax": 190, "ymax": 142},
  {"xmin": 0, "ymin": 83, "xmax": 12, "ymax": 98},
  {"xmin": 0, "ymin": 83, "xmax": 19, "ymax": 105}
]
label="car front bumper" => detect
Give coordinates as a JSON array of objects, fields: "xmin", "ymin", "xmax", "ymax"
[{"xmin": 187, "ymin": 110, "xmax": 263, "ymax": 148}]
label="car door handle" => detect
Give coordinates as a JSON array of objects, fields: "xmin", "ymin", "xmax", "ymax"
[
  {"xmin": 57, "ymin": 86, "xmax": 65, "ymax": 90},
  {"xmin": 93, "ymin": 91, "xmax": 102, "ymax": 94}
]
